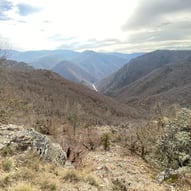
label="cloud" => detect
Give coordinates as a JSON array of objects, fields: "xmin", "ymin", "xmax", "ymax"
[
  {"xmin": 1, "ymin": 0, "xmax": 191, "ymax": 53},
  {"xmin": 58, "ymin": 38, "xmax": 123, "ymax": 51},
  {"xmin": 0, "ymin": 1, "xmax": 41, "ymax": 20},
  {"xmin": 58, "ymin": 39, "xmax": 102, "ymax": 50},
  {"xmin": 120, "ymin": 0, "xmax": 191, "ymax": 52},
  {"xmin": 123, "ymin": 0, "xmax": 191, "ymax": 30},
  {"xmin": 43, "ymin": 20, "xmax": 52, "ymax": 24},
  {"xmin": 49, "ymin": 34, "xmax": 77, "ymax": 42},
  {"xmin": 16, "ymin": 3, "xmax": 41, "ymax": 16},
  {"xmin": 0, "ymin": 0, "xmax": 13, "ymax": 20},
  {"xmin": 128, "ymin": 20, "xmax": 191, "ymax": 43}
]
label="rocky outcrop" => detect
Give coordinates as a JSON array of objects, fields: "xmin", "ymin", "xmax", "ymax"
[{"xmin": 0, "ymin": 124, "xmax": 66, "ymax": 165}]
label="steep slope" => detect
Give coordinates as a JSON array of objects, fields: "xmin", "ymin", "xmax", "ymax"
[
  {"xmin": 52, "ymin": 60, "xmax": 96, "ymax": 87},
  {"xmin": 72, "ymin": 50, "xmax": 128, "ymax": 80},
  {"xmin": 0, "ymin": 59, "xmax": 136, "ymax": 128},
  {"xmin": 98, "ymin": 51, "xmax": 191, "ymax": 110},
  {"xmin": 97, "ymin": 50, "xmax": 191, "ymax": 94},
  {"xmin": 118, "ymin": 61, "xmax": 191, "ymax": 108}
]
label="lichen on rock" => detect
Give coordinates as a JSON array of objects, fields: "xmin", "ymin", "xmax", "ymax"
[{"xmin": 0, "ymin": 124, "xmax": 66, "ymax": 165}]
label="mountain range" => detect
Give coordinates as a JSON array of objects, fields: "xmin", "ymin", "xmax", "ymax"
[
  {"xmin": 2, "ymin": 48, "xmax": 191, "ymax": 112},
  {"xmin": 5, "ymin": 49, "xmax": 142, "ymax": 87},
  {"xmin": 97, "ymin": 50, "xmax": 191, "ymax": 109}
]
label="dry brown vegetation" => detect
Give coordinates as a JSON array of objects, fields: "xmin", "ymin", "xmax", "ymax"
[
  {"xmin": 0, "ymin": 59, "xmax": 137, "ymax": 166},
  {"xmin": 98, "ymin": 50, "xmax": 191, "ymax": 94},
  {"xmin": 115, "ymin": 61, "xmax": 191, "ymax": 110},
  {"xmin": 1, "ymin": 56, "xmax": 191, "ymax": 190},
  {"xmin": 97, "ymin": 50, "xmax": 191, "ymax": 118},
  {"xmin": 0, "ymin": 59, "xmax": 137, "ymax": 127},
  {"xmin": 0, "ymin": 150, "xmax": 101, "ymax": 191},
  {"xmin": 113, "ymin": 105, "xmax": 191, "ymax": 189}
]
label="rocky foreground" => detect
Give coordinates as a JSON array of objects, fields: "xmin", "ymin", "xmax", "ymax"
[
  {"xmin": 0, "ymin": 124, "xmax": 67, "ymax": 165},
  {"xmin": 0, "ymin": 124, "xmax": 191, "ymax": 191}
]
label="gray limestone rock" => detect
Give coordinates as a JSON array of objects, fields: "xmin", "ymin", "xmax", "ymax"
[{"xmin": 0, "ymin": 124, "xmax": 66, "ymax": 165}]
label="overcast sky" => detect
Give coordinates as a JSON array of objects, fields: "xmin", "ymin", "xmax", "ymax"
[{"xmin": 0, "ymin": 0, "xmax": 191, "ymax": 53}]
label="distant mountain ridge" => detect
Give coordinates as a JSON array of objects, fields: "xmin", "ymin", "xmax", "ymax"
[
  {"xmin": 97, "ymin": 50, "xmax": 191, "ymax": 109},
  {"xmin": 4, "ymin": 49, "xmax": 143, "ymax": 86},
  {"xmin": 7, "ymin": 49, "xmax": 79, "ymax": 64},
  {"xmin": 71, "ymin": 50, "xmax": 137, "ymax": 81}
]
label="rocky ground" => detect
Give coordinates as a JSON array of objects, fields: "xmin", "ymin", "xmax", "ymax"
[
  {"xmin": 62, "ymin": 145, "xmax": 178, "ymax": 191},
  {"xmin": 0, "ymin": 124, "xmax": 191, "ymax": 191}
]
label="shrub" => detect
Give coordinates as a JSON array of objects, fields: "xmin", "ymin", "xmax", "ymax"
[
  {"xmin": 0, "ymin": 175, "xmax": 12, "ymax": 188},
  {"xmin": 101, "ymin": 133, "xmax": 111, "ymax": 151},
  {"xmin": 112, "ymin": 179, "xmax": 127, "ymax": 191},
  {"xmin": 12, "ymin": 168, "xmax": 36, "ymax": 181},
  {"xmin": 156, "ymin": 108, "xmax": 191, "ymax": 169},
  {"xmin": 2, "ymin": 158, "xmax": 13, "ymax": 172},
  {"xmin": 40, "ymin": 183, "xmax": 57, "ymax": 191},
  {"xmin": 85, "ymin": 175, "xmax": 99, "ymax": 187},
  {"xmin": 63, "ymin": 170, "xmax": 80, "ymax": 182},
  {"xmin": 0, "ymin": 144, "xmax": 14, "ymax": 157}
]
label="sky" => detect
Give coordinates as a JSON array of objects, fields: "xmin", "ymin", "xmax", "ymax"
[{"xmin": 0, "ymin": 0, "xmax": 191, "ymax": 53}]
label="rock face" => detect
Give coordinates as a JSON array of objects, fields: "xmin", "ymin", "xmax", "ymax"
[{"xmin": 0, "ymin": 124, "xmax": 66, "ymax": 165}]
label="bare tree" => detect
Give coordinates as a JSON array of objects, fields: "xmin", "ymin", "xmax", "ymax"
[{"xmin": 66, "ymin": 102, "xmax": 84, "ymax": 137}]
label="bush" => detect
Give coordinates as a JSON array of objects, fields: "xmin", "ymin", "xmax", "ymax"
[
  {"xmin": 63, "ymin": 170, "xmax": 80, "ymax": 182},
  {"xmin": 156, "ymin": 108, "xmax": 191, "ymax": 169},
  {"xmin": 0, "ymin": 175, "xmax": 12, "ymax": 188},
  {"xmin": 41, "ymin": 183, "xmax": 57, "ymax": 191},
  {"xmin": 2, "ymin": 158, "xmax": 13, "ymax": 172},
  {"xmin": 112, "ymin": 178, "xmax": 127, "ymax": 191},
  {"xmin": 101, "ymin": 133, "xmax": 111, "ymax": 151},
  {"xmin": 0, "ymin": 144, "xmax": 14, "ymax": 157},
  {"xmin": 85, "ymin": 175, "xmax": 99, "ymax": 187}
]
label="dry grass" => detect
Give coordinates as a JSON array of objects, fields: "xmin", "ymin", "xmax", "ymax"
[
  {"xmin": 7, "ymin": 182, "xmax": 39, "ymax": 191},
  {"xmin": 0, "ymin": 149, "xmax": 101, "ymax": 191}
]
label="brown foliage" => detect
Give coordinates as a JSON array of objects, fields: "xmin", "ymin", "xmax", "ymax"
[{"xmin": 0, "ymin": 60, "xmax": 135, "ymax": 128}]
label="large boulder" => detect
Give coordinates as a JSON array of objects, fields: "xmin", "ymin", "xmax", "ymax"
[{"xmin": 0, "ymin": 124, "xmax": 66, "ymax": 165}]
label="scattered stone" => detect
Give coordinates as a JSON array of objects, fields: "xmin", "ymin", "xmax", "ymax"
[{"xmin": 156, "ymin": 167, "xmax": 191, "ymax": 183}]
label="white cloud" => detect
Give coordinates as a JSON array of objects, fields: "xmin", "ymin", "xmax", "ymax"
[
  {"xmin": 0, "ymin": 0, "xmax": 138, "ymax": 51},
  {"xmin": 0, "ymin": 0, "xmax": 191, "ymax": 52}
]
